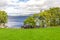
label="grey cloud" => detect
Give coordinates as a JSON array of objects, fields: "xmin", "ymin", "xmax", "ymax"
[
  {"xmin": 0, "ymin": 0, "xmax": 60, "ymax": 16},
  {"xmin": 0, "ymin": 0, "xmax": 7, "ymax": 6},
  {"xmin": 44, "ymin": 0, "xmax": 60, "ymax": 8}
]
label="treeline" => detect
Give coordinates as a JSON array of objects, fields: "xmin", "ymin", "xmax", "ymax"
[{"xmin": 24, "ymin": 7, "xmax": 60, "ymax": 28}]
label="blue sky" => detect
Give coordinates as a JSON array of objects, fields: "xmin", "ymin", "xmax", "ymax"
[
  {"xmin": 0, "ymin": 0, "xmax": 60, "ymax": 16},
  {"xmin": 19, "ymin": 0, "xmax": 29, "ymax": 2}
]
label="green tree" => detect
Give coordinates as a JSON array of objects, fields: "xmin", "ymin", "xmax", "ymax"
[
  {"xmin": 0, "ymin": 11, "xmax": 8, "ymax": 24},
  {"xmin": 24, "ymin": 16, "xmax": 36, "ymax": 28},
  {"xmin": 24, "ymin": 7, "xmax": 60, "ymax": 28}
]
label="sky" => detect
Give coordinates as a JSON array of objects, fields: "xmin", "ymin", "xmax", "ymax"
[{"xmin": 0, "ymin": 0, "xmax": 60, "ymax": 16}]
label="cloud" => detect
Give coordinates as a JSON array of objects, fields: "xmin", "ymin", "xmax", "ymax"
[
  {"xmin": 0, "ymin": 0, "xmax": 7, "ymax": 6},
  {"xmin": 45, "ymin": 0, "xmax": 60, "ymax": 8},
  {"xmin": 0, "ymin": 0, "xmax": 7, "ymax": 10},
  {"xmin": 5, "ymin": 0, "xmax": 47, "ymax": 16},
  {"xmin": 0, "ymin": 0, "xmax": 60, "ymax": 16}
]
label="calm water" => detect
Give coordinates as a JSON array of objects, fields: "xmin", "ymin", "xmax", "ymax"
[{"xmin": 6, "ymin": 16, "xmax": 28, "ymax": 28}]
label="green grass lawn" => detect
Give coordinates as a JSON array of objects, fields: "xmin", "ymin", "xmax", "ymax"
[{"xmin": 0, "ymin": 27, "xmax": 60, "ymax": 40}]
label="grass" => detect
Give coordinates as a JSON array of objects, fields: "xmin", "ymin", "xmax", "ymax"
[{"xmin": 0, "ymin": 27, "xmax": 60, "ymax": 40}]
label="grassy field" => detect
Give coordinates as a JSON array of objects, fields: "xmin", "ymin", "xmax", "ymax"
[{"xmin": 0, "ymin": 27, "xmax": 60, "ymax": 40}]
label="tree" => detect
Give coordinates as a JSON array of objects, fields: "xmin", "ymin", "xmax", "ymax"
[
  {"xmin": 47, "ymin": 7, "xmax": 60, "ymax": 26},
  {"xmin": 24, "ymin": 16, "xmax": 36, "ymax": 28},
  {"xmin": 24, "ymin": 7, "xmax": 60, "ymax": 28},
  {"xmin": 0, "ymin": 11, "xmax": 8, "ymax": 24},
  {"xmin": 39, "ymin": 7, "xmax": 60, "ymax": 26}
]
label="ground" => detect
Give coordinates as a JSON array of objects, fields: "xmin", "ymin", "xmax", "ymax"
[{"xmin": 0, "ymin": 26, "xmax": 60, "ymax": 40}]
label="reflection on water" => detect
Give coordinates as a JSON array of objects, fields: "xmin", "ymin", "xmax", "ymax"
[{"xmin": 6, "ymin": 16, "xmax": 28, "ymax": 28}]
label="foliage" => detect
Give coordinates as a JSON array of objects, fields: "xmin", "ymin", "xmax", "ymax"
[
  {"xmin": 0, "ymin": 11, "xmax": 8, "ymax": 24},
  {"xmin": 24, "ymin": 16, "xmax": 36, "ymax": 26},
  {"xmin": 24, "ymin": 7, "xmax": 60, "ymax": 27}
]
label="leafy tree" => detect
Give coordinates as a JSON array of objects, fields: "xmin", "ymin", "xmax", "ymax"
[
  {"xmin": 24, "ymin": 7, "xmax": 60, "ymax": 28},
  {"xmin": 0, "ymin": 11, "xmax": 8, "ymax": 24},
  {"xmin": 39, "ymin": 7, "xmax": 60, "ymax": 26},
  {"xmin": 47, "ymin": 7, "xmax": 60, "ymax": 26},
  {"xmin": 24, "ymin": 16, "xmax": 36, "ymax": 27}
]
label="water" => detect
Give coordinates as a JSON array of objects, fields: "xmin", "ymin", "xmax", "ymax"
[{"xmin": 6, "ymin": 16, "xmax": 28, "ymax": 28}]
